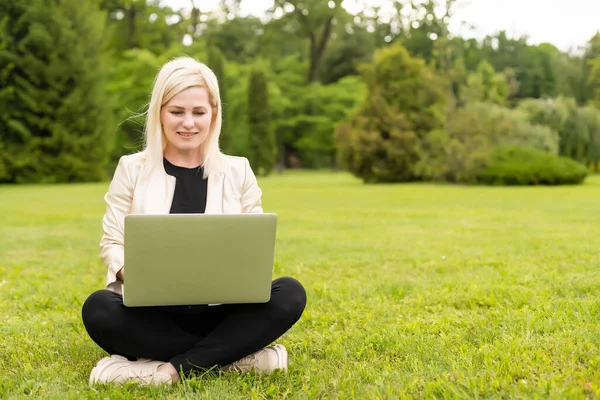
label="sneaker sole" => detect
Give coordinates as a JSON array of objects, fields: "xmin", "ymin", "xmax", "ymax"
[{"xmin": 89, "ymin": 355, "xmax": 128, "ymax": 385}]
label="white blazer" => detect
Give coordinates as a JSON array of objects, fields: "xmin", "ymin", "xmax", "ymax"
[{"xmin": 99, "ymin": 152, "xmax": 263, "ymax": 294}]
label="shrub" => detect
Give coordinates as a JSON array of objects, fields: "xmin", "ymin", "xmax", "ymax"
[
  {"xmin": 335, "ymin": 44, "xmax": 448, "ymax": 183},
  {"xmin": 476, "ymin": 146, "xmax": 588, "ymax": 185},
  {"xmin": 417, "ymin": 102, "xmax": 559, "ymax": 183},
  {"xmin": 518, "ymin": 97, "xmax": 591, "ymax": 164}
]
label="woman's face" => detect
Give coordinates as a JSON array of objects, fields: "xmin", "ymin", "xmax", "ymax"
[{"xmin": 160, "ymin": 86, "xmax": 213, "ymax": 161}]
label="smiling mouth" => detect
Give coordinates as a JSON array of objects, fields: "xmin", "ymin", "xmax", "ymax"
[{"xmin": 178, "ymin": 132, "xmax": 197, "ymax": 137}]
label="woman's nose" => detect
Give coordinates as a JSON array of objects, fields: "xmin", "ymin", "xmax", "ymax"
[{"xmin": 182, "ymin": 114, "xmax": 194, "ymax": 128}]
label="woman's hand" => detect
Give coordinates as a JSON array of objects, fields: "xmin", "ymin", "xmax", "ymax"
[{"xmin": 116, "ymin": 267, "xmax": 124, "ymax": 281}]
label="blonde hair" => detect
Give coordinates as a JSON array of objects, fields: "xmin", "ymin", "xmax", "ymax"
[{"xmin": 143, "ymin": 56, "xmax": 225, "ymax": 178}]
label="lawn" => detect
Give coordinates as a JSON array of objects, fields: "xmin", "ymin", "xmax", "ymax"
[{"xmin": 0, "ymin": 171, "xmax": 599, "ymax": 399}]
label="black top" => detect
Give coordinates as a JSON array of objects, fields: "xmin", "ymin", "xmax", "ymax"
[{"xmin": 163, "ymin": 158, "xmax": 208, "ymax": 214}]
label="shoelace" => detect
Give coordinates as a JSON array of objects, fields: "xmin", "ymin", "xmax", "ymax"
[
  {"xmin": 231, "ymin": 353, "xmax": 260, "ymax": 371},
  {"xmin": 127, "ymin": 362, "xmax": 158, "ymax": 379}
]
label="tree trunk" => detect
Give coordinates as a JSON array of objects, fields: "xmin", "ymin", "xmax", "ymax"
[
  {"xmin": 190, "ymin": 0, "xmax": 199, "ymax": 36},
  {"xmin": 126, "ymin": 4, "xmax": 137, "ymax": 49},
  {"xmin": 307, "ymin": 16, "xmax": 333, "ymax": 83}
]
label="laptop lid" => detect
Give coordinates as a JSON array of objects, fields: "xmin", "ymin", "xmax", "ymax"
[{"xmin": 122, "ymin": 213, "xmax": 277, "ymax": 307}]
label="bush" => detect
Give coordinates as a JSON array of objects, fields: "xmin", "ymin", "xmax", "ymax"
[
  {"xmin": 335, "ymin": 44, "xmax": 448, "ymax": 183},
  {"xmin": 476, "ymin": 146, "xmax": 588, "ymax": 185},
  {"xmin": 518, "ymin": 97, "xmax": 591, "ymax": 164},
  {"xmin": 417, "ymin": 102, "xmax": 559, "ymax": 183}
]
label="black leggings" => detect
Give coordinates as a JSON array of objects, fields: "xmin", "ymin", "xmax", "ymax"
[{"xmin": 81, "ymin": 277, "xmax": 306, "ymax": 375}]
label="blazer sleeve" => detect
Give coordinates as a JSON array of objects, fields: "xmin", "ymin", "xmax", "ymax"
[
  {"xmin": 99, "ymin": 156, "xmax": 133, "ymax": 288},
  {"xmin": 240, "ymin": 158, "xmax": 263, "ymax": 214}
]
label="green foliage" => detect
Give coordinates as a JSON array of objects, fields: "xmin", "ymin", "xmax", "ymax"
[
  {"xmin": 105, "ymin": 49, "xmax": 162, "ymax": 166},
  {"xmin": 580, "ymin": 105, "xmax": 600, "ymax": 170},
  {"xmin": 0, "ymin": 0, "xmax": 113, "ymax": 183},
  {"xmin": 462, "ymin": 61, "xmax": 511, "ymax": 106},
  {"xmin": 336, "ymin": 44, "xmax": 448, "ymax": 183},
  {"xmin": 418, "ymin": 102, "xmax": 559, "ymax": 183},
  {"xmin": 582, "ymin": 33, "xmax": 600, "ymax": 105},
  {"xmin": 476, "ymin": 32, "xmax": 557, "ymax": 100},
  {"xmin": 280, "ymin": 76, "xmax": 366, "ymax": 168},
  {"xmin": 2, "ymin": 0, "xmax": 598, "ymax": 181},
  {"xmin": 589, "ymin": 55, "xmax": 600, "ymax": 107},
  {"xmin": 98, "ymin": 0, "xmax": 185, "ymax": 56},
  {"xmin": 518, "ymin": 97, "xmax": 593, "ymax": 164},
  {"xmin": 476, "ymin": 145, "xmax": 588, "ymax": 185},
  {"xmin": 400, "ymin": 0, "xmax": 450, "ymax": 64},
  {"xmin": 225, "ymin": 55, "xmax": 364, "ymax": 169},
  {"xmin": 201, "ymin": 16, "xmax": 265, "ymax": 64},
  {"xmin": 320, "ymin": 24, "xmax": 374, "ymax": 84},
  {"xmin": 206, "ymin": 46, "xmax": 230, "ymax": 153},
  {"xmin": 247, "ymin": 66, "xmax": 276, "ymax": 176},
  {"xmin": 224, "ymin": 58, "xmax": 292, "ymax": 159},
  {"xmin": 271, "ymin": 0, "xmax": 346, "ymax": 82}
]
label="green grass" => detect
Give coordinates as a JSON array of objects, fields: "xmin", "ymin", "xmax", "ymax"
[{"xmin": 1, "ymin": 172, "xmax": 599, "ymax": 399}]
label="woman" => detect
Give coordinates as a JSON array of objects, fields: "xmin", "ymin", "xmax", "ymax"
[{"xmin": 82, "ymin": 56, "xmax": 307, "ymax": 385}]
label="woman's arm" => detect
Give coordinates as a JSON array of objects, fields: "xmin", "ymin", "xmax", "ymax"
[
  {"xmin": 99, "ymin": 156, "xmax": 134, "ymax": 286},
  {"xmin": 240, "ymin": 158, "xmax": 263, "ymax": 214}
]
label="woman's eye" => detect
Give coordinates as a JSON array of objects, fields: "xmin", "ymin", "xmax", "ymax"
[{"xmin": 170, "ymin": 111, "xmax": 183, "ymax": 115}]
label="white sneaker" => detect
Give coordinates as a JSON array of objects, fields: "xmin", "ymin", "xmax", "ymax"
[
  {"xmin": 89, "ymin": 355, "xmax": 173, "ymax": 385},
  {"xmin": 221, "ymin": 344, "xmax": 288, "ymax": 374}
]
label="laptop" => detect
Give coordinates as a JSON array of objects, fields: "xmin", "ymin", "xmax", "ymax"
[{"xmin": 122, "ymin": 213, "xmax": 277, "ymax": 307}]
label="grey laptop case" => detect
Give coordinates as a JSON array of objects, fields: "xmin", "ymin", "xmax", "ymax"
[{"xmin": 122, "ymin": 213, "xmax": 277, "ymax": 307}]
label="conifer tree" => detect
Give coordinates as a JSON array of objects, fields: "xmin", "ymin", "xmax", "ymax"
[
  {"xmin": 207, "ymin": 46, "xmax": 230, "ymax": 153},
  {"xmin": 0, "ymin": 0, "xmax": 113, "ymax": 183},
  {"xmin": 247, "ymin": 67, "xmax": 276, "ymax": 175}
]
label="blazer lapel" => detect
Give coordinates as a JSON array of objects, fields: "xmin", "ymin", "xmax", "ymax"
[
  {"xmin": 141, "ymin": 166, "xmax": 176, "ymax": 214},
  {"xmin": 204, "ymin": 171, "xmax": 225, "ymax": 214}
]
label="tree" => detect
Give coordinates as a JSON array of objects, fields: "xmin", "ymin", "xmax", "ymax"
[
  {"xmin": 580, "ymin": 105, "xmax": 600, "ymax": 171},
  {"xmin": 462, "ymin": 61, "xmax": 511, "ymax": 106},
  {"xmin": 589, "ymin": 55, "xmax": 600, "ymax": 107},
  {"xmin": 104, "ymin": 48, "xmax": 163, "ymax": 165},
  {"xmin": 401, "ymin": 0, "xmax": 455, "ymax": 64},
  {"xmin": 200, "ymin": 16, "xmax": 264, "ymax": 64},
  {"xmin": 98, "ymin": 0, "xmax": 185, "ymax": 56},
  {"xmin": 471, "ymin": 32, "xmax": 557, "ymax": 100},
  {"xmin": 247, "ymin": 67, "xmax": 276, "ymax": 175},
  {"xmin": 0, "ymin": 0, "xmax": 114, "ymax": 183},
  {"xmin": 335, "ymin": 44, "xmax": 448, "ymax": 183},
  {"xmin": 271, "ymin": 0, "xmax": 346, "ymax": 83},
  {"xmin": 547, "ymin": 49, "xmax": 584, "ymax": 103},
  {"xmin": 206, "ymin": 46, "xmax": 231, "ymax": 153},
  {"xmin": 518, "ymin": 97, "xmax": 590, "ymax": 164},
  {"xmin": 277, "ymin": 76, "xmax": 366, "ymax": 169},
  {"xmin": 582, "ymin": 32, "xmax": 600, "ymax": 105}
]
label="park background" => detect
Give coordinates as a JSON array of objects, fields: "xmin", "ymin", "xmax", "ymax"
[{"xmin": 1, "ymin": 0, "xmax": 600, "ymax": 398}]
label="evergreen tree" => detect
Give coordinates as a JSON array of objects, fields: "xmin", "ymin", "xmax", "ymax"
[
  {"xmin": 0, "ymin": 0, "xmax": 113, "ymax": 183},
  {"xmin": 247, "ymin": 67, "xmax": 276, "ymax": 175},
  {"xmin": 207, "ymin": 46, "xmax": 230, "ymax": 153}
]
